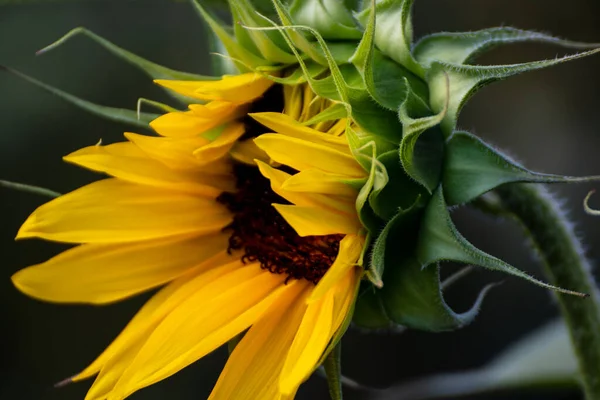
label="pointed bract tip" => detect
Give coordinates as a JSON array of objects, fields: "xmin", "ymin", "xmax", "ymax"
[{"xmin": 54, "ymin": 375, "xmax": 76, "ymax": 388}]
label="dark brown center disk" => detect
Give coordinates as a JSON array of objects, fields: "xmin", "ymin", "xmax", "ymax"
[{"xmin": 217, "ymin": 164, "xmax": 343, "ymax": 284}]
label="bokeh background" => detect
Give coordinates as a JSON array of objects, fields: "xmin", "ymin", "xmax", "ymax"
[{"xmin": 2, "ymin": 1, "xmax": 600, "ymax": 399}]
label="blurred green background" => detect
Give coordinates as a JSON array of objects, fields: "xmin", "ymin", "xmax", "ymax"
[{"xmin": 2, "ymin": 1, "xmax": 600, "ymax": 399}]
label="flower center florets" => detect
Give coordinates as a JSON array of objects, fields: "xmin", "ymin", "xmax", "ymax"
[{"xmin": 217, "ymin": 165, "xmax": 342, "ymax": 284}]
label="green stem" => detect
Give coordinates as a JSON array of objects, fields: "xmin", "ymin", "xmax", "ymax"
[
  {"xmin": 494, "ymin": 183, "xmax": 600, "ymax": 400},
  {"xmin": 323, "ymin": 343, "xmax": 343, "ymax": 400}
]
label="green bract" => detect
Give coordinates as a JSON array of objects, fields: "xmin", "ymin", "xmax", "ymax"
[{"xmin": 6, "ymin": 0, "xmax": 600, "ymax": 334}]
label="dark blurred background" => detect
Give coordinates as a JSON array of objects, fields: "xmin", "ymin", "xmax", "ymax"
[{"xmin": 2, "ymin": 1, "xmax": 600, "ymax": 399}]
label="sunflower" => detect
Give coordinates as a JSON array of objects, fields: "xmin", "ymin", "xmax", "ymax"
[{"xmin": 12, "ymin": 72, "xmax": 368, "ymax": 399}]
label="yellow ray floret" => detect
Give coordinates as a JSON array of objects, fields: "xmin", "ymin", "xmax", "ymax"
[{"xmin": 154, "ymin": 73, "xmax": 274, "ymax": 104}]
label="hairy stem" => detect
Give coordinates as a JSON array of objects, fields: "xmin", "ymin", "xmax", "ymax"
[
  {"xmin": 494, "ymin": 183, "xmax": 600, "ymax": 399},
  {"xmin": 323, "ymin": 343, "xmax": 343, "ymax": 400}
]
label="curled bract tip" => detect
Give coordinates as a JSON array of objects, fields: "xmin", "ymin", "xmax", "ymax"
[{"xmin": 584, "ymin": 190, "xmax": 600, "ymax": 216}]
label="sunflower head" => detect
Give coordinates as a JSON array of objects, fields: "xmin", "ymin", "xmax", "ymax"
[{"xmin": 8, "ymin": 0, "xmax": 600, "ymax": 398}]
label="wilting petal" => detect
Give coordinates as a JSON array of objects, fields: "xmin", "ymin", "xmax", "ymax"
[
  {"xmin": 64, "ymin": 142, "xmax": 232, "ymax": 196},
  {"xmin": 155, "ymin": 73, "xmax": 273, "ymax": 104},
  {"xmin": 109, "ymin": 264, "xmax": 294, "ymax": 399},
  {"xmin": 192, "ymin": 122, "xmax": 245, "ymax": 163},
  {"xmin": 249, "ymin": 112, "xmax": 350, "ymax": 152},
  {"xmin": 17, "ymin": 179, "xmax": 231, "ymax": 243},
  {"xmin": 256, "ymin": 161, "xmax": 355, "ymax": 215},
  {"xmin": 254, "ymin": 134, "xmax": 365, "ymax": 178},
  {"xmin": 309, "ymin": 234, "xmax": 364, "ymax": 303},
  {"xmin": 229, "ymin": 139, "xmax": 270, "ymax": 165},
  {"xmin": 12, "ymin": 233, "xmax": 229, "ymax": 304},
  {"xmin": 273, "ymin": 204, "xmax": 361, "ymax": 237},
  {"xmin": 150, "ymin": 102, "xmax": 243, "ymax": 138},
  {"xmin": 208, "ymin": 281, "xmax": 311, "ymax": 400},
  {"xmin": 279, "ymin": 292, "xmax": 334, "ymax": 395},
  {"xmin": 282, "ymin": 169, "xmax": 359, "ymax": 197},
  {"xmin": 124, "ymin": 133, "xmax": 211, "ymax": 170}
]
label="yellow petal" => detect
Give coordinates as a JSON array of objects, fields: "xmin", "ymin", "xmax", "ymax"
[
  {"xmin": 256, "ymin": 160, "xmax": 356, "ymax": 215},
  {"xmin": 76, "ymin": 253, "xmax": 240, "ymax": 382},
  {"xmin": 230, "ymin": 139, "xmax": 270, "ymax": 165},
  {"xmin": 80, "ymin": 256, "xmax": 242, "ymax": 398},
  {"xmin": 308, "ymin": 234, "xmax": 364, "ymax": 303},
  {"xmin": 273, "ymin": 204, "xmax": 361, "ymax": 237},
  {"xmin": 124, "ymin": 132, "xmax": 211, "ymax": 170},
  {"xmin": 192, "ymin": 122, "xmax": 245, "ymax": 163},
  {"xmin": 17, "ymin": 179, "xmax": 231, "ymax": 243},
  {"xmin": 281, "ymin": 169, "xmax": 359, "ymax": 197},
  {"xmin": 64, "ymin": 142, "xmax": 232, "ymax": 196},
  {"xmin": 109, "ymin": 264, "xmax": 293, "ymax": 399},
  {"xmin": 149, "ymin": 101, "xmax": 244, "ymax": 138},
  {"xmin": 254, "ymin": 134, "xmax": 365, "ymax": 178},
  {"xmin": 155, "ymin": 73, "xmax": 274, "ymax": 104},
  {"xmin": 12, "ymin": 233, "xmax": 229, "ymax": 304},
  {"xmin": 279, "ymin": 291, "xmax": 334, "ymax": 394},
  {"xmin": 249, "ymin": 112, "xmax": 350, "ymax": 153},
  {"xmin": 208, "ymin": 280, "xmax": 312, "ymax": 400}
]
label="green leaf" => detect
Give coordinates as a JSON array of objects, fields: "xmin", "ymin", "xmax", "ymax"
[
  {"xmin": 443, "ymin": 131, "xmax": 600, "ymax": 205},
  {"xmin": 427, "ymin": 48, "xmax": 600, "ymax": 135},
  {"xmin": 378, "ymin": 320, "xmax": 577, "ymax": 399},
  {"xmin": 38, "ymin": 27, "xmax": 214, "ymax": 81},
  {"xmin": 417, "ymin": 187, "xmax": 587, "ymax": 297},
  {"xmin": 2, "ymin": 66, "xmax": 157, "ymax": 128},
  {"xmin": 289, "ymin": 0, "xmax": 362, "ymax": 40},
  {"xmin": 398, "ymin": 80, "xmax": 447, "ymax": 192},
  {"xmin": 414, "ymin": 26, "xmax": 600, "ymax": 68},
  {"xmin": 229, "ymin": 0, "xmax": 298, "ymax": 64},
  {"xmin": 356, "ymin": 0, "xmax": 424, "ymax": 78}
]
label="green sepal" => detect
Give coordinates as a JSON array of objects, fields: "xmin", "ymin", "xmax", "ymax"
[
  {"xmin": 366, "ymin": 197, "xmax": 493, "ymax": 331},
  {"xmin": 192, "ymin": 0, "xmax": 270, "ymax": 71},
  {"xmin": 368, "ymin": 150, "xmax": 426, "ymax": 220},
  {"xmin": 2, "ymin": 66, "xmax": 157, "ymax": 128},
  {"xmin": 271, "ymin": 0, "xmax": 357, "ymax": 66},
  {"xmin": 301, "ymin": 103, "xmax": 348, "ymax": 126},
  {"xmin": 398, "ymin": 80, "xmax": 446, "ymax": 192},
  {"xmin": 443, "ymin": 131, "xmax": 600, "ymax": 205},
  {"xmin": 350, "ymin": 1, "xmax": 428, "ymax": 111},
  {"xmin": 206, "ymin": 21, "xmax": 239, "ymax": 75},
  {"xmin": 356, "ymin": 0, "xmax": 424, "ymax": 78},
  {"xmin": 427, "ymin": 48, "xmax": 600, "ymax": 135},
  {"xmin": 413, "ymin": 27, "xmax": 600, "ymax": 68},
  {"xmin": 381, "ymin": 257, "xmax": 494, "ymax": 331},
  {"xmin": 137, "ymin": 98, "xmax": 179, "ymax": 115},
  {"xmin": 263, "ymin": 61, "xmax": 327, "ymax": 86},
  {"xmin": 288, "ymin": 0, "xmax": 363, "ymax": 40},
  {"xmin": 417, "ymin": 187, "xmax": 586, "ymax": 296},
  {"xmin": 369, "ymin": 197, "xmax": 421, "ymax": 284},
  {"xmin": 0, "ymin": 180, "xmax": 61, "ymax": 199},
  {"xmin": 229, "ymin": 0, "xmax": 298, "ymax": 64},
  {"xmin": 352, "ymin": 284, "xmax": 395, "ymax": 329},
  {"xmin": 38, "ymin": 27, "xmax": 215, "ymax": 81}
]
